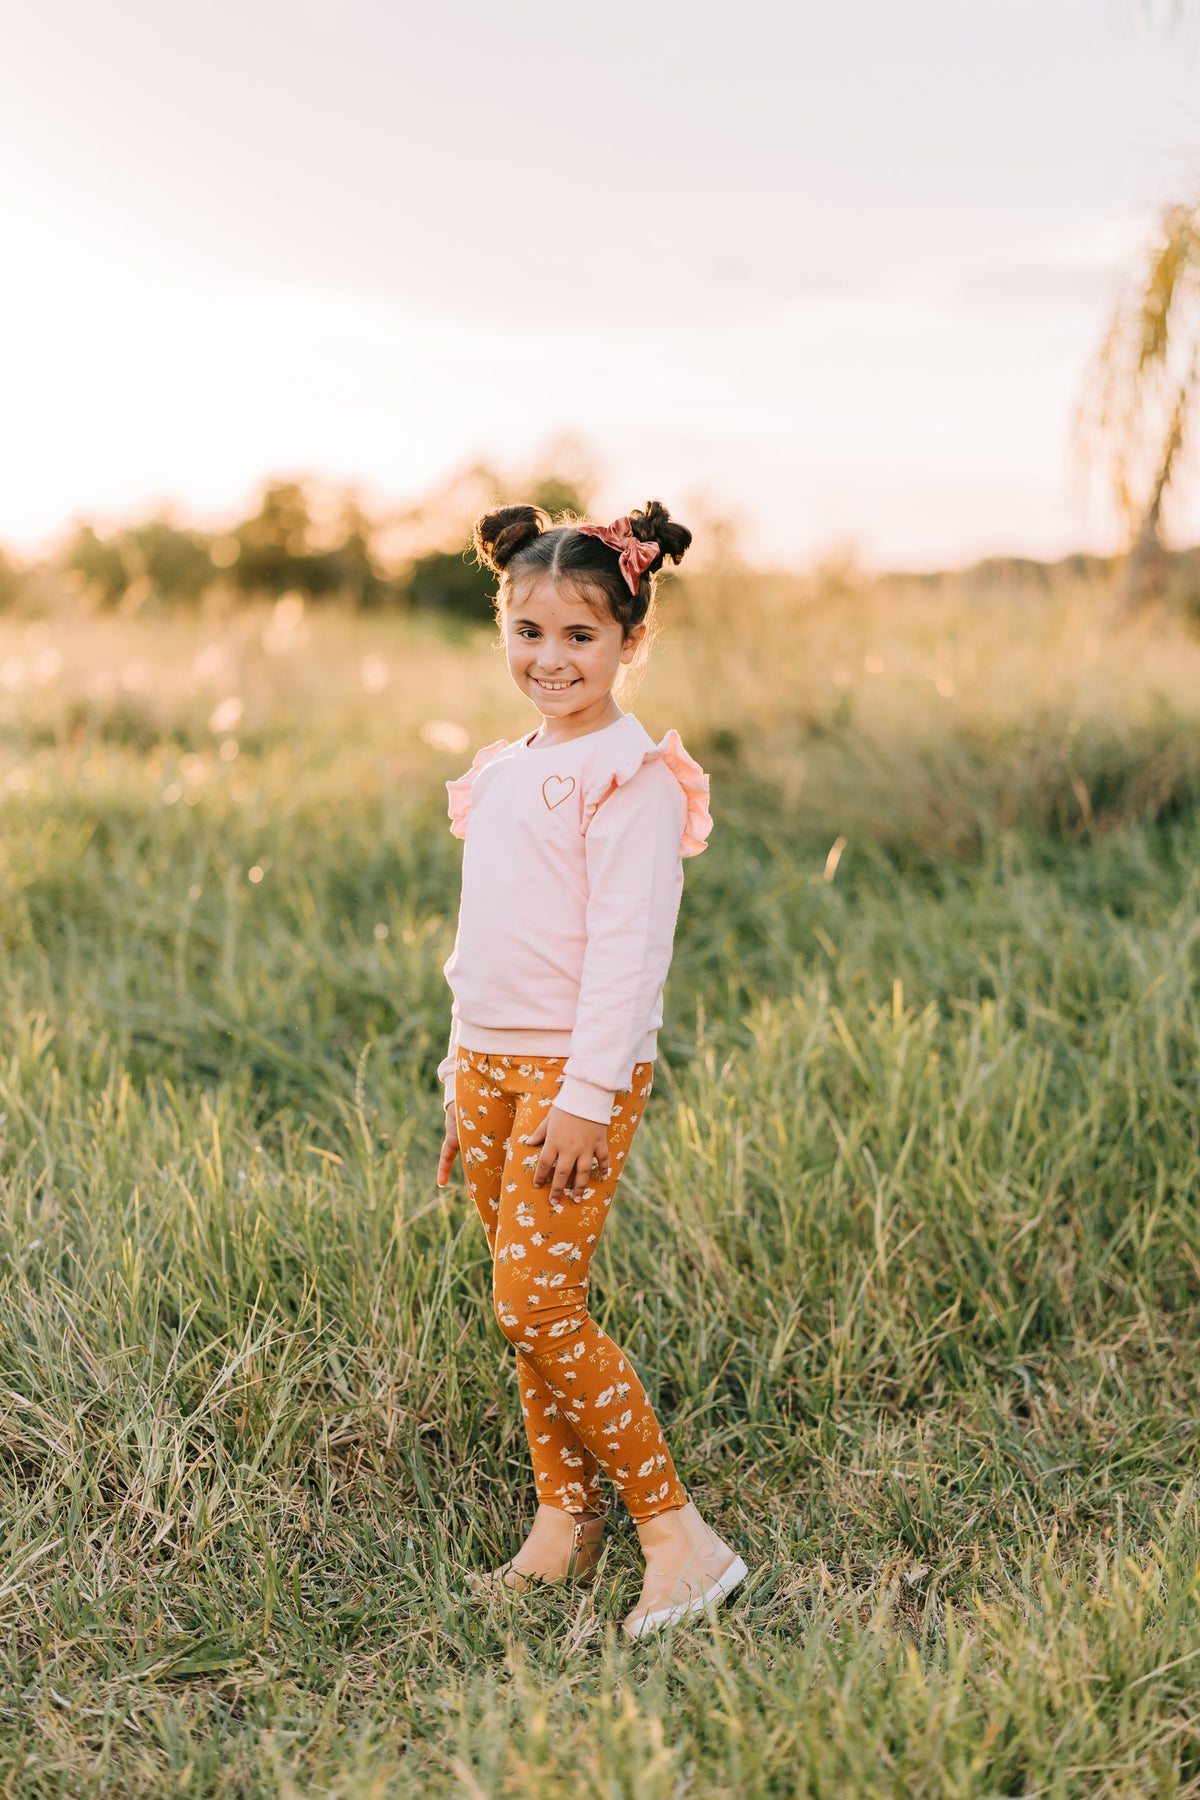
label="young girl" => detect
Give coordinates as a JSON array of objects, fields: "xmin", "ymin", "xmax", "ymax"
[{"xmin": 435, "ymin": 500, "xmax": 747, "ymax": 1639}]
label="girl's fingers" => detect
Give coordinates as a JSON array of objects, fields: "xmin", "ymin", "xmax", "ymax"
[
  {"xmin": 549, "ymin": 1153, "xmax": 577, "ymax": 1204},
  {"xmin": 534, "ymin": 1131, "xmax": 606, "ymax": 1195}
]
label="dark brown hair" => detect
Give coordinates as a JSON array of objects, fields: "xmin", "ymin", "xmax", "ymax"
[{"xmin": 473, "ymin": 501, "xmax": 692, "ymax": 638}]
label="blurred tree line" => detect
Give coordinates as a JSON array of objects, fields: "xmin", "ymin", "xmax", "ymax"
[
  {"xmin": 1075, "ymin": 0, "xmax": 1200, "ymax": 610},
  {"xmin": 37, "ymin": 455, "xmax": 594, "ymax": 623}
]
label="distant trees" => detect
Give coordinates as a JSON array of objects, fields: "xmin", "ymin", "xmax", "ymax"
[
  {"xmin": 50, "ymin": 456, "xmax": 593, "ymax": 620},
  {"xmin": 1079, "ymin": 201, "xmax": 1200, "ymax": 605},
  {"xmin": 1077, "ymin": 0, "xmax": 1200, "ymax": 607},
  {"xmin": 0, "ymin": 545, "xmax": 22, "ymax": 610},
  {"xmin": 226, "ymin": 482, "xmax": 390, "ymax": 607},
  {"xmin": 63, "ymin": 525, "xmax": 131, "ymax": 608}
]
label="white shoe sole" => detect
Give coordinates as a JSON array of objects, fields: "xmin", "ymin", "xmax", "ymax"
[{"xmin": 622, "ymin": 1555, "xmax": 748, "ymax": 1640}]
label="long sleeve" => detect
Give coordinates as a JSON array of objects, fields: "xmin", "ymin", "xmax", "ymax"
[
  {"xmin": 555, "ymin": 764, "xmax": 688, "ymax": 1123},
  {"xmin": 437, "ymin": 1004, "xmax": 460, "ymax": 1112}
]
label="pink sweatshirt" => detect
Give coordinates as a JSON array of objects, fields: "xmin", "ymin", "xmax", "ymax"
[{"xmin": 438, "ymin": 710, "xmax": 712, "ymax": 1124}]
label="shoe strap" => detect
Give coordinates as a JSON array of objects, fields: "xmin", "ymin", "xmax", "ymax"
[{"xmin": 568, "ymin": 1513, "xmax": 605, "ymax": 1573}]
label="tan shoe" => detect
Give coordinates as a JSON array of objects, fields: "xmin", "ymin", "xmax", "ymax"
[
  {"xmin": 472, "ymin": 1504, "xmax": 606, "ymax": 1594},
  {"xmin": 623, "ymin": 1501, "xmax": 747, "ymax": 1638}
]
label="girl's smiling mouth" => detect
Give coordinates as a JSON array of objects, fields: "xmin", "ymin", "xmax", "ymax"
[{"xmin": 533, "ymin": 677, "xmax": 580, "ymax": 692}]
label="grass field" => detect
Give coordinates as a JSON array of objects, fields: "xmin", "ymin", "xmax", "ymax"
[{"xmin": 3, "ymin": 569, "xmax": 1200, "ymax": 1796}]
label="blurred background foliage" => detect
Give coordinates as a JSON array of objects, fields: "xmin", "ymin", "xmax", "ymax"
[
  {"xmin": 31, "ymin": 456, "xmax": 597, "ymax": 625},
  {"xmin": 0, "ymin": 448, "xmax": 1196, "ymax": 635}
]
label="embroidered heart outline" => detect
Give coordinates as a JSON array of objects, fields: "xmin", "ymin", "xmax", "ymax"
[{"xmin": 542, "ymin": 774, "xmax": 575, "ymax": 812}]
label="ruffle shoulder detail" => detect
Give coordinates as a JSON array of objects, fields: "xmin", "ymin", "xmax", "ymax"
[
  {"xmin": 446, "ymin": 739, "xmax": 509, "ymax": 838},
  {"xmin": 582, "ymin": 727, "xmax": 713, "ymax": 857}
]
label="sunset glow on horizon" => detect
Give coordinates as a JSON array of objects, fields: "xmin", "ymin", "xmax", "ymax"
[{"xmin": 2, "ymin": 0, "xmax": 1198, "ymax": 569}]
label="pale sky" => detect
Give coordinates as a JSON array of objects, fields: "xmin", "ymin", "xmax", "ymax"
[{"xmin": 1, "ymin": 0, "xmax": 1198, "ymax": 567}]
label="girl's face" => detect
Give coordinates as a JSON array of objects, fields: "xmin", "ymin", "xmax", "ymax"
[{"xmin": 504, "ymin": 575, "xmax": 645, "ymax": 730}]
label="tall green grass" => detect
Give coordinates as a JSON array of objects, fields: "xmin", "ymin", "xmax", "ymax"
[{"xmin": 2, "ymin": 573, "xmax": 1200, "ymax": 1795}]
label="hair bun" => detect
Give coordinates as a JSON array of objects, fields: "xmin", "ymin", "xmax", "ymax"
[
  {"xmin": 474, "ymin": 504, "xmax": 550, "ymax": 573},
  {"xmin": 628, "ymin": 500, "xmax": 692, "ymax": 574}
]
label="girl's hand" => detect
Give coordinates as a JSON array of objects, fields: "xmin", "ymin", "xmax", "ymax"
[
  {"xmin": 437, "ymin": 1104, "xmax": 460, "ymax": 1188},
  {"xmin": 526, "ymin": 1105, "xmax": 611, "ymax": 1204}
]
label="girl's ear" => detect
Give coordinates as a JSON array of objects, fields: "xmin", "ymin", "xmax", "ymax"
[{"xmin": 620, "ymin": 622, "xmax": 648, "ymax": 664}]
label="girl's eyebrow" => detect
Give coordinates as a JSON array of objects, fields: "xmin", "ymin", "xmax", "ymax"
[{"xmin": 510, "ymin": 617, "xmax": 597, "ymax": 631}]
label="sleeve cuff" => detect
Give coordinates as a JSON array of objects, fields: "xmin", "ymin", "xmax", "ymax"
[
  {"xmin": 555, "ymin": 1075, "xmax": 616, "ymax": 1124},
  {"xmin": 443, "ymin": 1079, "xmax": 456, "ymax": 1111}
]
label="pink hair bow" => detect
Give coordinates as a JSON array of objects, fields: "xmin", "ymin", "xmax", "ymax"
[{"xmin": 577, "ymin": 516, "xmax": 659, "ymax": 595}]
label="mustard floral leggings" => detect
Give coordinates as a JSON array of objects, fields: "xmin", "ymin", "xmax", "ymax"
[{"xmin": 455, "ymin": 1051, "xmax": 688, "ymax": 1522}]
